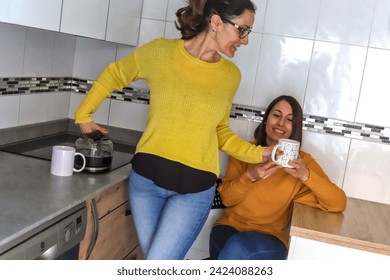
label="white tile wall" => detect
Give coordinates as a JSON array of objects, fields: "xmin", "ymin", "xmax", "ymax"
[
  {"xmin": 166, "ymin": 0, "xmax": 185, "ymax": 22},
  {"xmin": 108, "ymin": 99, "xmax": 148, "ymax": 131},
  {"xmin": 47, "ymin": 91, "xmax": 71, "ymax": 121},
  {"xmin": 251, "ymin": 0, "xmax": 267, "ymax": 33},
  {"xmin": 355, "ymin": 48, "xmax": 390, "ymax": 128},
  {"xmin": 304, "ymin": 41, "xmax": 366, "ymax": 121},
  {"xmin": 1, "ymin": 0, "xmax": 390, "ymax": 207},
  {"xmin": 52, "ymin": 33, "xmax": 76, "ymax": 77},
  {"xmin": 138, "ymin": 18, "xmax": 166, "ymax": 47},
  {"xmin": 369, "ymin": 0, "xmax": 390, "ymax": 50},
  {"xmin": 301, "ymin": 131, "xmax": 350, "ymax": 188},
  {"xmin": 263, "ymin": 0, "xmax": 320, "ymax": 39},
  {"xmin": 23, "ymin": 28, "xmax": 56, "ymax": 77},
  {"xmin": 0, "ymin": 23, "xmax": 26, "ymax": 77},
  {"xmin": 253, "ymin": 35, "xmax": 313, "ymax": 109},
  {"xmin": 72, "ymin": 37, "xmax": 117, "ymax": 80},
  {"xmin": 231, "ymin": 33, "xmax": 262, "ymax": 105},
  {"xmin": 316, "ymin": 0, "xmax": 376, "ymax": 46},
  {"xmin": 0, "ymin": 95, "xmax": 20, "ymax": 129},
  {"xmin": 142, "ymin": 0, "xmax": 169, "ymax": 20},
  {"xmin": 343, "ymin": 140, "xmax": 390, "ymax": 205},
  {"xmin": 19, "ymin": 93, "xmax": 50, "ymax": 125},
  {"xmin": 164, "ymin": 21, "xmax": 181, "ymax": 39}
]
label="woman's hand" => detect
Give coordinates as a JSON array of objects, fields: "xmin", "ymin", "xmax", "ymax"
[
  {"xmin": 284, "ymin": 158, "xmax": 310, "ymax": 181},
  {"xmin": 261, "ymin": 145, "xmax": 275, "ymax": 162},
  {"xmin": 247, "ymin": 161, "xmax": 282, "ymax": 182},
  {"xmin": 78, "ymin": 122, "xmax": 109, "ymax": 135}
]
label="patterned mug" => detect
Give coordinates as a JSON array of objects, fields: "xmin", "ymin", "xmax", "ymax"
[{"xmin": 271, "ymin": 139, "xmax": 300, "ymax": 168}]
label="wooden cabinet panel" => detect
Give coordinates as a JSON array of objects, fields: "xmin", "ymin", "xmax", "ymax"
[
  {"xmin": 87, "ymin": 203, "xmax": 139, "ymax": 260},
  {"xmin": 125, "ymin": 244, "xmax": 144, "ymax": 260},
  {"xmin": 79, "ymin": 179, "xmax": 141, "ymax": 260},
  {"xmin": 93, "ymin": 180, "xmax": 129, "ymax": 219}
]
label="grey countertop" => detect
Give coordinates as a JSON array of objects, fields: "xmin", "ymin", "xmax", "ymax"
[{"xmin": 0, "ymin": 150, "xmax": 132, "ymax": 254}]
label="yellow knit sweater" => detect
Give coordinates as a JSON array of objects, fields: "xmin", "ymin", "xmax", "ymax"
[
  {"xmin": 215, "ymin": 151, "xmax": 347, "ymax": 248},
  {"xmin": 75, "ymin": 38, "xmax": 265, "ymax": 176}
]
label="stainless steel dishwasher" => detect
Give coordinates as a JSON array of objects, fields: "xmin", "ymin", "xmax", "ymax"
[{"xmin": 0, "ymin": 203, "xmax": 87, "ymax": 260}]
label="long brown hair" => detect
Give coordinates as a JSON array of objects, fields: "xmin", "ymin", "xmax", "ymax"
[
  {"xmin": 175, "ymin": 0, "xmax": 256, "ymax": 40},
  {"xmin": 254, "ymin": 95, "xmax": 303, "ymax": 147}
]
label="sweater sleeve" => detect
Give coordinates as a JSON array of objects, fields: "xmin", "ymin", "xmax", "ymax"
[
  {"xmin": 293, "ymin": 153, "xmax": 347, "ymax": 212},
  {"xmin": 75, "ymin": 49, "xmax": 141, "ymax": 123},
  {"xmin": 217, "ymin": 155, "xmax": 254, "ymax": 207},
  {"xmin": 217, "ymin": 105, "xmax": 265, "ymax": 164}
]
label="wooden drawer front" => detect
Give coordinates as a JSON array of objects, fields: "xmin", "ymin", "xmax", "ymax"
[
  {"xmin": 125, "ymin": 244, "xmax": 144, "ymax": 260},
  {"xmin": 88, "ymin": 203, "xmax": 139, "ymax": 260},
  {"xmin": 94, "ymin": 179, "xmax": 129, "ymax": 219}
]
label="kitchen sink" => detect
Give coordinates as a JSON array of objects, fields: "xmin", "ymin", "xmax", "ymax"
[{"xmin": 0, "ymin": 132, "xmax": 136, "ymax": 172}]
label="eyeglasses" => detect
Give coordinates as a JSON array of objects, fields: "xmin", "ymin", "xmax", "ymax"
[{"xmin": 221, "ymin": 17, "xmax": 252, "ymax": 39}]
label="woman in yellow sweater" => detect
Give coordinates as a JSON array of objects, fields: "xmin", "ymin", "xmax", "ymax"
[
  {"xmin": 210, "ymin": 95, "xmax": 347, "ymax": 260},
  {"xmin": 75, "ymin": 0, "xmax": 273, "ymax": 259}
]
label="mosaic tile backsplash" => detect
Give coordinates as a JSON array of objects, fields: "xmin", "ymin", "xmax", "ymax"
[{"xmin": 1, "ymin": 76, "xmax": 389, "ymax": 145}]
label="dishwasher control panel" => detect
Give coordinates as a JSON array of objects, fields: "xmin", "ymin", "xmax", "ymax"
[{"xmin": 0, "ymin": 205, "xmax": 87, "ymax": 260}]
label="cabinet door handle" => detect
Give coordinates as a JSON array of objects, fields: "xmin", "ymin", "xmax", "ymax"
[
  {"xmin": 125, "ymin": 209, "xmax": 132, "ymax": 216},
  {"xmin": 86, "ymin": 198, "xmax": 99, "ymax": 260}
]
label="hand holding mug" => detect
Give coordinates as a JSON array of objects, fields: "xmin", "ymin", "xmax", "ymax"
[
  {"xmin": 271, "ymin": 138, "xmax": 300, "ymax": 168},
  {"xmin": 247, "ymin": 161, "xmax": 283, "ymax": 182},
  {"xmin": 284, "ymin": 158, "xmax": 310, "ymax": 181}
]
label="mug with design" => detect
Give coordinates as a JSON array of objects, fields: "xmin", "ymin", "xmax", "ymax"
[{"xmin": 271, "ymin": 138, "xmax": 300, "ymax": 168}]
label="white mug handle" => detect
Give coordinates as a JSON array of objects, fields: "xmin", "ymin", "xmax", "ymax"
[
  {"xmin": 74, "ymin": 152, "xmax": 86, "ymax": 172},
  {"xmin": 271, "ymin": 144, "xmax": 282, "ymax": 164}
]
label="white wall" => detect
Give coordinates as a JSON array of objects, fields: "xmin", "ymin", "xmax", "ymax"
[{"xmin": 1, "ymin": 0, "xmax": 390, "ymax": 205}]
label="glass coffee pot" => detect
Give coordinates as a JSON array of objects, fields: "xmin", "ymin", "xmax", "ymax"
[{"xmin": 75, "ymin": 130, "xmax": 114, "ymax": 173}]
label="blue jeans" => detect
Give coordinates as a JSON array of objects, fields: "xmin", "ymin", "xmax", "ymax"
[
  {"xmin": 209, "ymin": 225, "xmax": 288, "ymax": 260},
  {"xmin": 128, "ymin": 170, "xmax": 216, "ymax": 260}
]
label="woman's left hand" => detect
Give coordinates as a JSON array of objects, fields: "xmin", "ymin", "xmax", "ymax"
[{"xmin": 284, "ymin": 158, "xmax": 310, "ymax": 181}]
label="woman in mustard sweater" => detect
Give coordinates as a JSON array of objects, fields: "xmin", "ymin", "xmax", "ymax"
[
  {"xmin": 75, "ymin": 0, "xmax": 273, "ymax": 259},
  {"xmin": 209, "ymin": 95, "xmax": 347, "ymax": 260}
]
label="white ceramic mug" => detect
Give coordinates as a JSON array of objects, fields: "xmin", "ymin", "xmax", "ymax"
[
  {"xmin": 271, "ymin": 138, "xmax": 300, "ymax": 168},
  {"xmin": 50, "ymin": 146, "xmax": 86, "ymax": 176}
]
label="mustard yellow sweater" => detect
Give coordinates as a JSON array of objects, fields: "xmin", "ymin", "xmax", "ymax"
[
  {"xmin": 216, "ymin": 151, "xmax": 347, "ymax": 248},
  {"xmin": 75, "ymin": 38, "xmax": 265, "ymax": 176}
]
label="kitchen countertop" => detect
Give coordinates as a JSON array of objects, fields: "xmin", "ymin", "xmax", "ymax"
[
  {"xmin": 290, "ymin": 197, "xmax": 390, "ymax": 255},
  {"xmin": 0, "ymin": 150, "xmax": 132, "ymax": 254}
]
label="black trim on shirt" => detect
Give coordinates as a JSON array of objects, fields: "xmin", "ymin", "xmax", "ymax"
[{"xmin": 131, "ymin": 153, "xmax": 217, "ymax": 194}]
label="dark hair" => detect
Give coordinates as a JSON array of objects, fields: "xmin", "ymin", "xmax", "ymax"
[
  {"xmin": 254, "ymin": 95, "xmax": 303, "ymax": 147},
  {"xmin": 175, "ymin": 0, "xmax": 256, "ymax": 40}
]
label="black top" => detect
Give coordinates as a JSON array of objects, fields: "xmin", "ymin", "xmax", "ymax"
[{"xmin": 131, "ymin": 153, "xmax": 217, "ymax": 194}]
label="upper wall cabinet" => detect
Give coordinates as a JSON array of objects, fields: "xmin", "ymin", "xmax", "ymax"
[
  {"xmin": 60, "ymin": 0, "xmax": 142, "ymax": 45},
  {"xmin": 0, "ymin": 0, "xmax": 62, "ymax": 31},
  {"xmin": 106, "ymin": 0, "xmax": 143, "ymax": 46},
  {"xmin": 61, "ymin": 0, "xmax": 110, "ymax": 41},
  {"xmin": 0, "ymin": 0, "xmax": 143, "ymax": 46}
]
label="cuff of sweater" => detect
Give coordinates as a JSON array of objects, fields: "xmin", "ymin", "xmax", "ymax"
[
  {"xmin": 239, "ymin": 172, "xmax": 256, "ymax": 185},
  {"xmin": 74, "ymin": 83, "xmax": 110, "ymax": 123}
]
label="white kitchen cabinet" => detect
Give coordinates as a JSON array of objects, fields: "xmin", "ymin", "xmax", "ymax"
[
  {"xmin": 60, "ymin": 0, "xmax": 110, "ymax": 40},
  {"xmin": 288, "ymin": 236, "xmax": 389, "ymax": 260},
  {"xmin": 106, "ymin": 0, "xmax": 142, "ymax": 46},
  {"xmin": 0, "ymin": 0, "xmax": 62, "ymax": 31}
]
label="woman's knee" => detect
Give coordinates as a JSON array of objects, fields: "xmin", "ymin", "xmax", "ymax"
[{"xmin": 218, "ymin": 231, "xmax": 287, "ymax": 260}]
